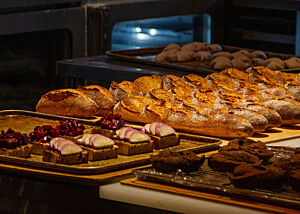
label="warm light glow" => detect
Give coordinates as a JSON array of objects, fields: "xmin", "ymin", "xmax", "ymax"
[
  {"xmin": 135, "ymin": 27, "xmax": 142, "ymax": 33},
  {"xmin": 137, "ymin": 33, "xmax": 147, "ymax": 40},
  {"xmin": 149, "ymin": 29, "xmax": 157, "ymax": 36}
]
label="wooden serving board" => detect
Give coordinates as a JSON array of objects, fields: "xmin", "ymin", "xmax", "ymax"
[
  {"xmin": 0, "ymin": 110, "xmax": 221, "ymax": 174},
  {"xmin": 121, "ymin": 178, "xmax": 300, "ymax": 214}
]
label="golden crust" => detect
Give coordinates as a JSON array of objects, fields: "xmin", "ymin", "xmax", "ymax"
[
  {"xmin": 149, "ymin": 89, "xmax": 173, "ymax": 102},
  {"xmin": 77, "ymin": 85, "xmax": 116, "ymax": 115},
  {"xmin": 222, "ymin": 68, "xmax": 249, "ymax": 81},
  {"xmin": 36, "ymin": 89, "xmax": 98, "ymax": 117},
  {"xmin": 194, "ymin": 92, "xmax": 216, "ymax": 108},
  {"xmin": 183, "ymin": 74, "xmax": 210, "ymax": 88},
  {"xmin": 133, "ymin": 75, "xmax": 163, "ymax": 95}
]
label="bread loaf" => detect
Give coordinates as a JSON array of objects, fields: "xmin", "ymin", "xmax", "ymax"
[
  {"xmin": 77, "ymin": 85, "xmax": 116, "ymax": 115},
  {"xmin": 36, "ymin": 89, "xmax": 98, "ymax": 117}
]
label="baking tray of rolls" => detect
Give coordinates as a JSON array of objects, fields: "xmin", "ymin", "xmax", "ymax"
[
  {"xmin": 133, "ymin": 146, "xmax": 300, "ymax": 209},
  {"xmin": 106, "ymin": 44, "xmax": 300, "ymax": 74},
  {"xmin": 0, "ymin": 110, "xmax": 221, "ymax": 174}
]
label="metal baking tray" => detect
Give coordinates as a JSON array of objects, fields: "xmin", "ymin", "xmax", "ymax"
[
  {"xmin": 0, "ymin": 110, "xmax": 221, "ymax": 174},
  {"xmin": 106, "ymin": 45, "xmax": 300, "ymax": 75},
  {"xmin": 133, "ymin": 147, "xmax": 300, "ymax": 209}
]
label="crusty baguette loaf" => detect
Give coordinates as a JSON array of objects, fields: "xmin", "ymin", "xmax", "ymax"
[
  {"xmin": 77, "ymin": 85, "xmax": 117, "ymax": 115},
  {"xmin": 0, "ymin": 144, "xmax": 33, "ymax": 158},
  {"xmin": 132, "ymin": 74, "xmax": 163, "ymax": 95},
  {"xmin": 114, "ymin": 140, "xmax": 153, "ymax": 156},
  {"xmin": 80, "ymin": 145, "xmax": 118, "ymax": 161},
  {"xmin": 36, "ymin": 89, "xmax": 98, "ymax": 117},
  {"xmin": 114, "ymin": 96, "xmax": 254, "ymax": 138},
  {"xmin": 42, "ymin": 149, "xmax": 88, "ymax": 165}
]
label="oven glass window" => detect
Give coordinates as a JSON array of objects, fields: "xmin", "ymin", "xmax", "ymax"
[{"xmin": 112, "ymin": 14, "xmax": 211, "ymax": 50}]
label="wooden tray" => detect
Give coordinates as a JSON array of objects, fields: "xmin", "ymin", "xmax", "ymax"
[
  {"xmin": 133, "ymin": 147, "xmax": 300, "ymax": 209},
  {"xmin": 0, "ymin": 110, "xmax": 221, "ymax": 174},
  {"xmin": 106, "ymin": 45, "xmax": 300, "ymax": 75}
]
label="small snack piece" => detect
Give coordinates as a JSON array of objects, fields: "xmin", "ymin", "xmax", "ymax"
[
  {"xmin": 114, "ymin": 127, "xmax": 153, "ymax": 155},
  {"xmin": 29, "ymin": 120, "xmax": 85, "ymax": 154},
  {"xmin": 251, "ymin": 58, "xmax": 265, "ymax": 66},
  {"xmin": 176, "ymin": 50, "xmax": 194, "ymax": 62},
  {"xmin": 142, "ymin": 122, "xmax": 179, "ymax": 149},
  {"xmin": 92, "ymin": 114, "xmax": 125, "ymax": 138},
  {"xmin": 208, "ymin": 150, "xmax": 261, "ymax": 172},
  {"xmin": 209, "ymin": 56, "xmax": 232, "ymax": 70},
  {"xmin": 163, "ymin": 43, "xmax": 181, "ymax": 52},
  {"xmin": 77, "ymin": 134, "xmax": 118, "ymax": 161},
  {"xmin": 151, "ymin": 149, "xmax": 205, "ymax": 173},
  {"xmin": 207, "ymin": 43, "xmax": 222, "ymax": 52},
  {"xmin": 77, "ymin": 85, "xmax": 117, "ymax": 115},
  {"xmin": 43, "ymin": 137, "xmax": 88, "ymax": 164},
  {"xmin": 0, "ymin": 128, "xmax": 33, "ymax": 158},
  {"xmin": 232, "ymin": 57, "xmax": 250, "ymax": 70},
  {"xmin": 36, "ymin": 89, "xmax": 98, "ymax": 117},
  {"xmin": 227, "ymin": 164, "xmax": 285, "ymax": 189}
]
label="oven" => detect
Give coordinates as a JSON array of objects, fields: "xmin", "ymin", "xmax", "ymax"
[
  {"xmin": 0, "ymin": 0, "xmax": 85, "ymax": 111},
  {"xmin": 86, "ymin": 0, "xmax": 218, "ymax": 56}
]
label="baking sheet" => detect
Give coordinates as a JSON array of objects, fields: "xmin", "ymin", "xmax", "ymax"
[
  {"xmin": 0, "ymin": 110, "xmax": 221, "ymax": 174},
  {"xmin": 133, "ymin": 147, "xmax": 300, "ymax": 209},
  {"xmin": 106, "ymin": 45, "xmax": 300, "ymax": 75}
]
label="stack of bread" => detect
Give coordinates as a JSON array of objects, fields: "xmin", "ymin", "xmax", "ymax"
[{"xmin": 36, "ymin": 66, "xmax": 300, "ymax": 138}]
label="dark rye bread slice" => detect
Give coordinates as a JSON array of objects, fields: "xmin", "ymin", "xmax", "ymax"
[
  {"xmin": 80, "ymin": 145, "xmax": 118, "ymax": 161},
  {"xmin": 0, "ymin": 144, "xmax": 33, "ymax": 158},
  {"xmin": 114, "ymin": 139, "xmax": 153, "ymax": 156},
  {"xmin": 150, "ymin": 133, "xmax": 180, "ymax": 149},
  {"xmin": 31, "ymin": 141, "xmax": 49, "ymax": 155},
  {"xmin": 42, "ymin": 149, "xmax": 88, "ymax": 165}
]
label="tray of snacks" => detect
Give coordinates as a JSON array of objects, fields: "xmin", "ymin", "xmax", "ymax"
[
  {"xmin": 0, "ymin": 110, "xmax": 221, "ymax": 174},
  {"xmin": 106, "ymin": 43, "xmax": 300, "ymax": 74},
  {"xmin": 133, "ymin": 139, "xmax": 300, "ymax": 209}
]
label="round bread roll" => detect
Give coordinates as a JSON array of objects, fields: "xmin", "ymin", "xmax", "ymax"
[
  {"xmin": 232, "ymin": 57, "xmax": 250, "ymax": 70},
  {"xmin": 212, "ymin": 51, "xmax": 233, "ymax": 59},
  {"xmin": 265, "ymin": 57, "xmax": 285, "ymax": 67},
  {"xmin": 207, "ymin": 44, "xmax": 222, "ymax": 52},
  {"xmin": 163, "ymin": 43, "xmax": 181, "ymax": 52},
  {"xmin": 193, "ymin": 51, "xmax": 211, "ymax": 61},
  {"xmin": 284, "ymin": 57, "xmax": 300, "ymax": 69},
  {"xmin": 176, "ymin": 50, "xmax": 194, "ymax": 62},
  {"xmin": 251, "ymin": 57, "xmax": 266, "ymax": 66},
  {"xmin": 250, "ymin": 50, "xmax": 267, "ymax": 59}
]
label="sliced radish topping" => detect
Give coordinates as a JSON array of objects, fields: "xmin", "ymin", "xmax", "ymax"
[
  {"xmin": 116, "ymin": 127, "xmax": 135, "ymax": 139},
  {"xmin": 60, "ymin": 143, "xmax": 82, "ymax": 155},
  {"xmin": 128, "ymin": 132, "xmax": 151, "ymax": 143},
  {"xmin": 149, "ymin": 123, "xmax": 159, "ymax": 135},
  {"xmin": 156, "ymin": 124, "xmax": 175, "ymax": 137},
  {"xmin": 144, "ymin": 124, "xmax": 151, "ymax": 133},
  {"xmin": 91, "ymin": 134, "xmax": 115, "ymax": 148}
]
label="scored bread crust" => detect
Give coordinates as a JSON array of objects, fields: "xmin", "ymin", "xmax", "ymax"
[
  {"xmin": 36, "ymin": 89, "xmax": 98, "ymax": 117},
  {"xmin": 77, "ymin": 85, "xmax": 117, "ymax": 115}
]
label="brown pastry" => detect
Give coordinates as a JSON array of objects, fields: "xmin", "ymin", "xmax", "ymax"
[
  {"xmin": 284, "ymin": 57, "xmax": 300, "ymax": 69},
  {"xmin": 151, "ymin": 149, "xmax": 205, "ymax": 173},
  {"xmin": 176, "ymin": 50, "xmax": 194, "ymax": 62},
  {"xmin": 232, "ymin": 49, "xmax": 251, "ymax": 58},
  {"xmin": 232, "ymin": 57, "xmax": 250, "ymax": 70},
  {"xmin": 227, "ymin": 164, "xmax": 285, "ymax": 189},
  {"xmin": 209, "ymin": 56, "xmax": 232, "ymax": 70},
  {"xmin": 207, "ymin": 43, "xmax": 222, "ymax": 52},
  {"xmin": 36, "ymin": 89, "xmax": 98, "ymax": 117},
  {"xmin": 208, "ymin": 150, "xmax": 261, "ymax": 172},
  {"xmin": 163, "ymin": 43, "xmax": 181, "ymax": 52},
  {"xmin": 193, "ymin": 51, "xmax": 211, "ymax": 61},
  {"xmin": 212, "ymin": 51, "xmax": 232, "ymax": 59},
  {"xmin": 155, "ymin": 49, "xmax": 178, "ymax": 62},
  {"xmin": 251, "ymin": 57, "xmax": 265, "ymax": 66},
  {"xmin": 250, "ymin": 50, "xmax": 267, "ymax": 59},
  {"xmin": 77, "ymin": 85, "xmax": 117, "ymax": 115}
]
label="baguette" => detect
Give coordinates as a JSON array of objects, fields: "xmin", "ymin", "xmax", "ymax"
[
  {"xmin": 115, "ymin": 96, "xmax": 254, "ymax": 138},
  {"xmin": 109, "ymin": 80, "xmax": 134, "ymax": 101},
  {"xmin": 36, "ymin": 89, "xmax": 98, "ymax": 117},
  {"xmin": 77, "ymin": 85, "xmax": 116, "ymax": 115}
]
